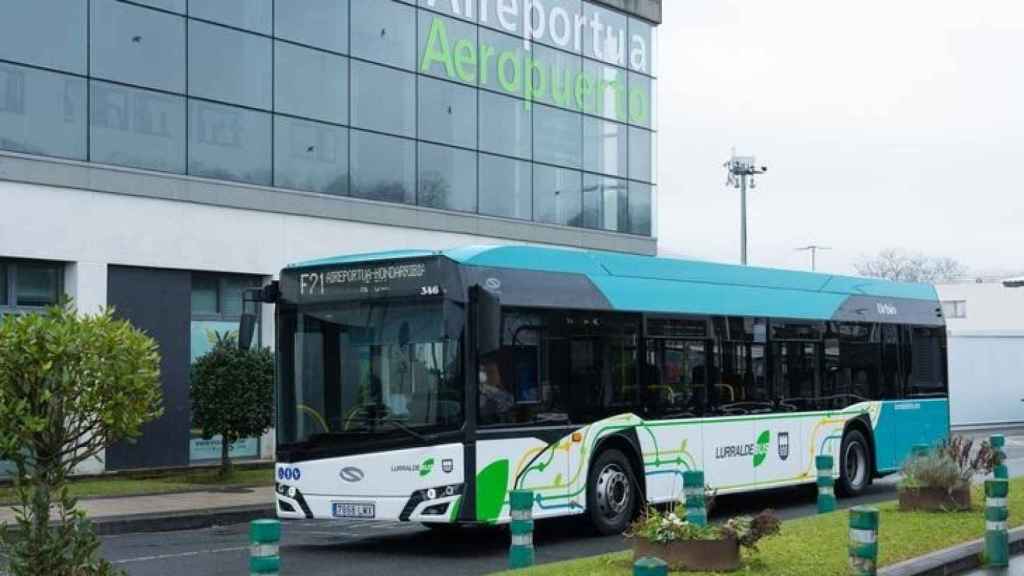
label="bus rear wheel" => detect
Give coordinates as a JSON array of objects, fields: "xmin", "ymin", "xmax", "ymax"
[
  {"xmin": 837, "ymin": 429, "xmax": 871, "ymax": 497},
  {"xmin": 586, "ymin": 449, "xmax": 638, "ymax": 535}
]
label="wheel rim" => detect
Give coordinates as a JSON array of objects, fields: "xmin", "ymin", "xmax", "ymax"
[
  {"xmin": 844, "ymin": 441, "xmax": 867, "ymax": 489},
  {"xmin": 595, "ymin": 463, "xmax": 632, "ymax": 520}
]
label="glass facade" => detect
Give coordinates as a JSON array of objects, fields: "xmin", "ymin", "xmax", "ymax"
[{"xmin": 0, "ymin": 0, "xmax": 658, "ymax": 236}]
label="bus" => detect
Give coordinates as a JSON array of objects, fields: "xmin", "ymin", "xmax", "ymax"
[{"xmin": 244, "ymin": 245, "xmax": 949, "ymax": 535}]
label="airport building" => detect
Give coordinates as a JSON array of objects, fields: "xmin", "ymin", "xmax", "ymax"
[{"xmin": 0, "ymin": 0, "xmax": 662, "ymax": 471}]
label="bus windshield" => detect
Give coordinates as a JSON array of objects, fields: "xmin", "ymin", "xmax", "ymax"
[{"xmin": 278, "ymin": 300, "xmax": 464, "ymax": 446}]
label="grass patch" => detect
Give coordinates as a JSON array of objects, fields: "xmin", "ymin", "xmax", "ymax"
[
  {"xmin": 0, "ymin": 466, "xmax": 272, "ymax": 504},
  {"xmin": 494, "ymin": 477, "xmax": 1024, "ymax": 576}
]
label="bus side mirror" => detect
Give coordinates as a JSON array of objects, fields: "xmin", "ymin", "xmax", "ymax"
[
  {"xmin": 239, "ymin": 313, "xmax": 257, "ymax": 351},
  {"xmin": 474, "ymin": 285, "xmax": 501, "ymax": 357}
]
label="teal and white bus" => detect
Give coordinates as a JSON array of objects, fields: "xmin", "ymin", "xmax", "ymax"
[{"xmin": 250, "ymin": 245, "xmax": 949, "ymax": 534}]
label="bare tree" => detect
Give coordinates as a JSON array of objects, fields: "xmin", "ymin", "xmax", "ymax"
[{"xmin": 855, "ymin": 249, "xmax": 968, "ymax": 283}]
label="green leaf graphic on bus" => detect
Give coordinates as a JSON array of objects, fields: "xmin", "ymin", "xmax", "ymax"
[
  {"xmin": 420, "ymin": 458, "xmax": 435, "ymax": 477},
  {"xmin": 753, "ymin": 431, "xmax": 771, "ymax": 468}
]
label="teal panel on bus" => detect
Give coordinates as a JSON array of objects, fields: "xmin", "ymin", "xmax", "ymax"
[
  {"xmin": 873, "ymin": 399, "xmax": 950, "ymax": 472},
  {"xmin": 589, "ymin": 276, "xmax": 849, "ymax": 319},
  {"xmin": 288, "ymin": 250, "xmax": 436, "ymax": 269},
  {"xmin": 445, "ymin": 245, "xmax": 607, "ymax": 276},
  {"xmin": 820, "ymin": 276, "xmax": 938, "ymax": 300}
]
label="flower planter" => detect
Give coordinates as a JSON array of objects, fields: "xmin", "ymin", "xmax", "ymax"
[
  {"xmin": 898, "ymin": 486, "xmax": 971, "ymax": 512},
  {"xmin": 633, "ymin": 537, "xmax": 741, "ymax": 572}
]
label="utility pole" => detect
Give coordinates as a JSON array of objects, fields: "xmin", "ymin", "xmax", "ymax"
[
  {"xmin": 796, "ymin": 245, "xmax": 832, "ymax": 272},
  {"xmin": 725, "ymin": 152, "xmax": 768, "ymax": 265}
]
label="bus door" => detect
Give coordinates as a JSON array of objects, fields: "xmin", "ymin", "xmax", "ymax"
[{"xmin": 761, "ymin": 341, "xmax": 820, "ymax": 486}]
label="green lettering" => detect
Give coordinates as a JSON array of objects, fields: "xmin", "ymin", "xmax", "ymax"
[
  {"xmin": 575, "ymin": 72, "xmax": 595, "ymax": 113},
  {"xmin": 551, "ymin": 67, "xmax": 574, "ymax": 109},
  {"xmin": 629, "ymin": 87, "xmax": 649, "ymax": 124},
  {"xmin": 454, "ymin": 39, "xmax": 477, "ymax": 83},
  {"xmin": 608, "ymin": 78, "xmax": 627, "ymax": 121},
  {"xmin": 479, "ymin": 43, "xmax": 496, "ymax": 86},
  {"xmin": 420, "ymin": 17, "xmax": 454, "ymax": 77},
  {"xmin": 524, "ymin": 57, "xmax": 547, "ymax": 110},
  {"xmin": 497, "ymin": 50, "xmax": 522, "ymax": 95}
]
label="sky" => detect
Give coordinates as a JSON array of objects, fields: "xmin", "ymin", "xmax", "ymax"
[{"xmin": 655, "ymin": 0, "xmax": 1024, "ymax": 276}]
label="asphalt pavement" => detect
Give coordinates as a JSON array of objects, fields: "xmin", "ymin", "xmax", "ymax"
[{"xmin": 101, "ymin": 431, "xmax": 1024, "ymax": 576}]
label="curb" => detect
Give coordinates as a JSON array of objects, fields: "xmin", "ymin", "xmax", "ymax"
[
  {"xmin": 91, "ymin": 505, "xmax": 275, "ymax": 536},
  {"xmin": 879, "ymin": 525, "xmax": 1024, "ymax": 576}
]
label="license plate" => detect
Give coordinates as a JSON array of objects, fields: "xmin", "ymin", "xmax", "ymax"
[{"xmin": 332, "ymin": 502, "xmax": 376, "ymax": 519}]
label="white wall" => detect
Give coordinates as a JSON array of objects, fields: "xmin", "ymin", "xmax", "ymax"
[{"xmin": 937, "ymin": 282, "xmax": 1024, "ymax": 428}]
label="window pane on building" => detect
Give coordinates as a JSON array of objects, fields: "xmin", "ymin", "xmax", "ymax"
[
  {"xmin": 0, "ymin": 263, "xmax": 8, "ymax": 306},
  {"xmin": 275, "ymin": 0, "xmax": 349, "ymax": 54},
  {"xmin": 583, "ymin": 2, "xmax": 628, "ymax": 68},
  {"xmin": 531, "ymin": 44, "xmax": 581, "ymax": 110},
  {"xmin": 583, "ymin": 174, "xmax": 627, "ymax": 232},
  {"xmin": 274, "ymin": 116, "xmax": 349, "ymax": 196},
  {"xmin": 0, "ymin": 0, "xmax": 86, "ymax": 74},
  {"xmin": 191, "ymin": 274, "xmax": 219, "ymax": 315},
  {"xmin": 188, "ymin": 100, "xmax": 271, "ymax": 185},
  {"xmin": 583, "ymin": 59, "xmax": 627, "ymax": 122},
  {"xmin": 189, "ymin": 0, "xmax": 272, "ymax": 35},
  {"xmin": 479, "ymin": 154, "xmax": 531, "ymax": 220},
  {"xmin": 628, "ymin": 72, "xmax": 654, "ymax": 128},
  {"xmin": 274, "ymin": 42, "xmax": 348, "ymax": 125},
  {"xmin": 15, "ymin": 262, "xmax": 61, "ymax": 307},
  {"xmin": 221, "ymin": 276, "xmax": 260, "ymax": 317},
  {"xmin": 189, "ymin": 21, "xmax": 272, "ymax": 110},
  {"xmin": 418, "ymin": 76, "xmax": 476, "ymax": 149},
  {"xmin": 531, "ymin": 0, "xmax": 582, "ymax": 53},
  {"xmin": 534, "ymin": 165, "xmax": 582, "ymax": 226},
  {"xmin": 132, "ymin": 0, "xmax": 186, "ymax": 14},
  {"xmin": 583, "ymin": 117, "xmax": 627, "ymax": 177},
  {"xmin": 350, "ymin": 0, "xmax": 416, "ymax": 71},
  {"xmin": 479, "ymin": 90, "xmax": 531, "ymax": 159},
  {"xmin": 0, "ymin": 63, "xmax": 87, "ymax": 160},
  {"xmin": 90, "ymin": 81, "xmax": 186, "ymax": 174},
  {"xmin": 534, "ymin": 104, "xmax": 581, "ymax": 169},
  {"xmin": 90, "ymin": 0, "xmax": 186, "ymax": 93},
  {"xmin": 628, "ymin": 126, "xmax": 653, "ymax": 183},
  {"xmin": 350, "ymin": 61, "xmax": 416, "ymax": 137},
  {"xmin": 418, "ymin": 143, "xmax": 477, "ymax": 213},
  {"xmin": 478, "ymin": 28, "xmax": 524, "ymax": 96},
  {"xmin": 628, "ymin": 181, "xmax": 652, "ymax": 236},
  {"xmin": 418, "ymin": 12, "xmax": 477, "ymax": 86},
  {"xmin": 350, "ymin": 130, "xmax": 415, "ymax": 205}
]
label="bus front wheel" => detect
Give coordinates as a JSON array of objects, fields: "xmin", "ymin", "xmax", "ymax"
[
  {"xmin": 837, "ymin": 429, "xmax": 871, "ymax": 497},
  {"xmin": 586, "ymin": 449, "xmax": 638, "ymax": 535}
]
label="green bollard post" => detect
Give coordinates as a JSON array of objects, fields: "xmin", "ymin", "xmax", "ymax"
[
  {"xmin": 634, "ymin": 556, "xmax": 668, "ymax": 576},
  {"xmin": 817, "ymin": 454, "xmax": 836, "ymax": 514},
  {"xmin": 508, "ymin": 489, "xmax": 535, "ymax": 570},
  {"xmin": 985, "ymin": 479, "xmax": 1009, "ymax": 568},
  {"xmin": 249, "ymin": 519, "xmax": 280, "ymax": 576},
  {"xmin": 991, "ymin": 435, "xmax": 1008, "ymax": 480},
  {"xmin": 682, "ymin": 470, "xmax": 707, "ymax": 527},
  {"xmin": 911, "ymin": 444, "xmax": 929, "ymax": 458},
  {"xmin": 849, "ymin": 506, "xmax": 879, "ymax": 576}
]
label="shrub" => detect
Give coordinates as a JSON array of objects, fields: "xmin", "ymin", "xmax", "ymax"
[
  {"xmin": 190, "ymin": 334, "xmax": 274, "ymax": 477},
  {"xmin": 0, "ymin": 303, "xmax": 162, "ymax": 576},
  {"xmin": 627, "ymin": 505, "xmax": 781, "ymax": 552},
  {"xmin": 900, "ymin": 436, "xmax": 998, "ymax": 492}
]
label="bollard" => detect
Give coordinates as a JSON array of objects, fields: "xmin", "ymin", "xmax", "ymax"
[
  {"xmin": 911, "ymin": 444, "xmax": 929, "ymax": 458},
  {"xmin": 984, "ymin": 479, "xmax": 1009, "ymax": 568},
  {"xmin": 249, "ymin": 519, "xmax": 280, "ymax": 576},
  {"xmin": 991, "ymin": 435, "xmax": 1008, "ymax": 480},
  {"xmin": 849, "ymin": 506, "xmax": 879, "ymax": 576},
  {"xmin": 682, "ymin": 470, "xmax": 707, "ymax": 527},
  {"xmin": 508, "ymin": 489, "xmax": 535, "ymax": 569},
  {"xmin": 634, "ymin": 556, "xmax": 668, "ymax": 576},
  {"xmin": 817, "ymin": 455, "xmax": 836, "ymax": 513}
]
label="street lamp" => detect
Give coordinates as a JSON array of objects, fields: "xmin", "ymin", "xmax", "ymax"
[
  {"xmin": 796, "ymin": 245, "xmax": 832, "ymax": 272},
  {"xmin": 725, "ymin": 153, "xmax": 768, "ymax": 266}
]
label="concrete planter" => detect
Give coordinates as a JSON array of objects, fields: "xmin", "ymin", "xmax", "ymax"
[
  {"xmin": 898, "ymin": 485, "xmax": 972, "ymax": 512},
  {"xmin": 633, "ymin": 537, "xmax": 741, "ymax": 572}
]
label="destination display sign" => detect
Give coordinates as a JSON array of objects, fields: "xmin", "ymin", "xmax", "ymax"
[{"xmin": 282, "ymin": 258, "xmax": 449, "ymax": 303}]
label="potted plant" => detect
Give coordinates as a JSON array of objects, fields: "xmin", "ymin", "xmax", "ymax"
[
  {"xmin": 627, "ymin": 506, "xmax": 781, "ymax": 572},
  {"xmin": 898, "ymin": 436, "xmax": 998, "ymax": 512}
]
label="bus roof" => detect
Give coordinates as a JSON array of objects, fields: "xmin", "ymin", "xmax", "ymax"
[{"xmin": 287, "ymin": 245, "xmax": 941, "ymax": 322}]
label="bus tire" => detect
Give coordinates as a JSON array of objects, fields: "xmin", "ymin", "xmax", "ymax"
[
  {"xmin": 586, "ymin": 448, "xmax": 638, "ymax": 535},
  {"xmin": 837, "ymin": 429, "xmax": 871, "ymax": 497}
]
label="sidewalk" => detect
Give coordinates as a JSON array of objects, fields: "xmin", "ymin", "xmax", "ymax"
[
  {"xmin": 0, "ymin": 485, "xmax": 274, "ymax": 535},
  {"xmin": 961, "ymin": 555, "xmax": 1024, "ymax": 575}
]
